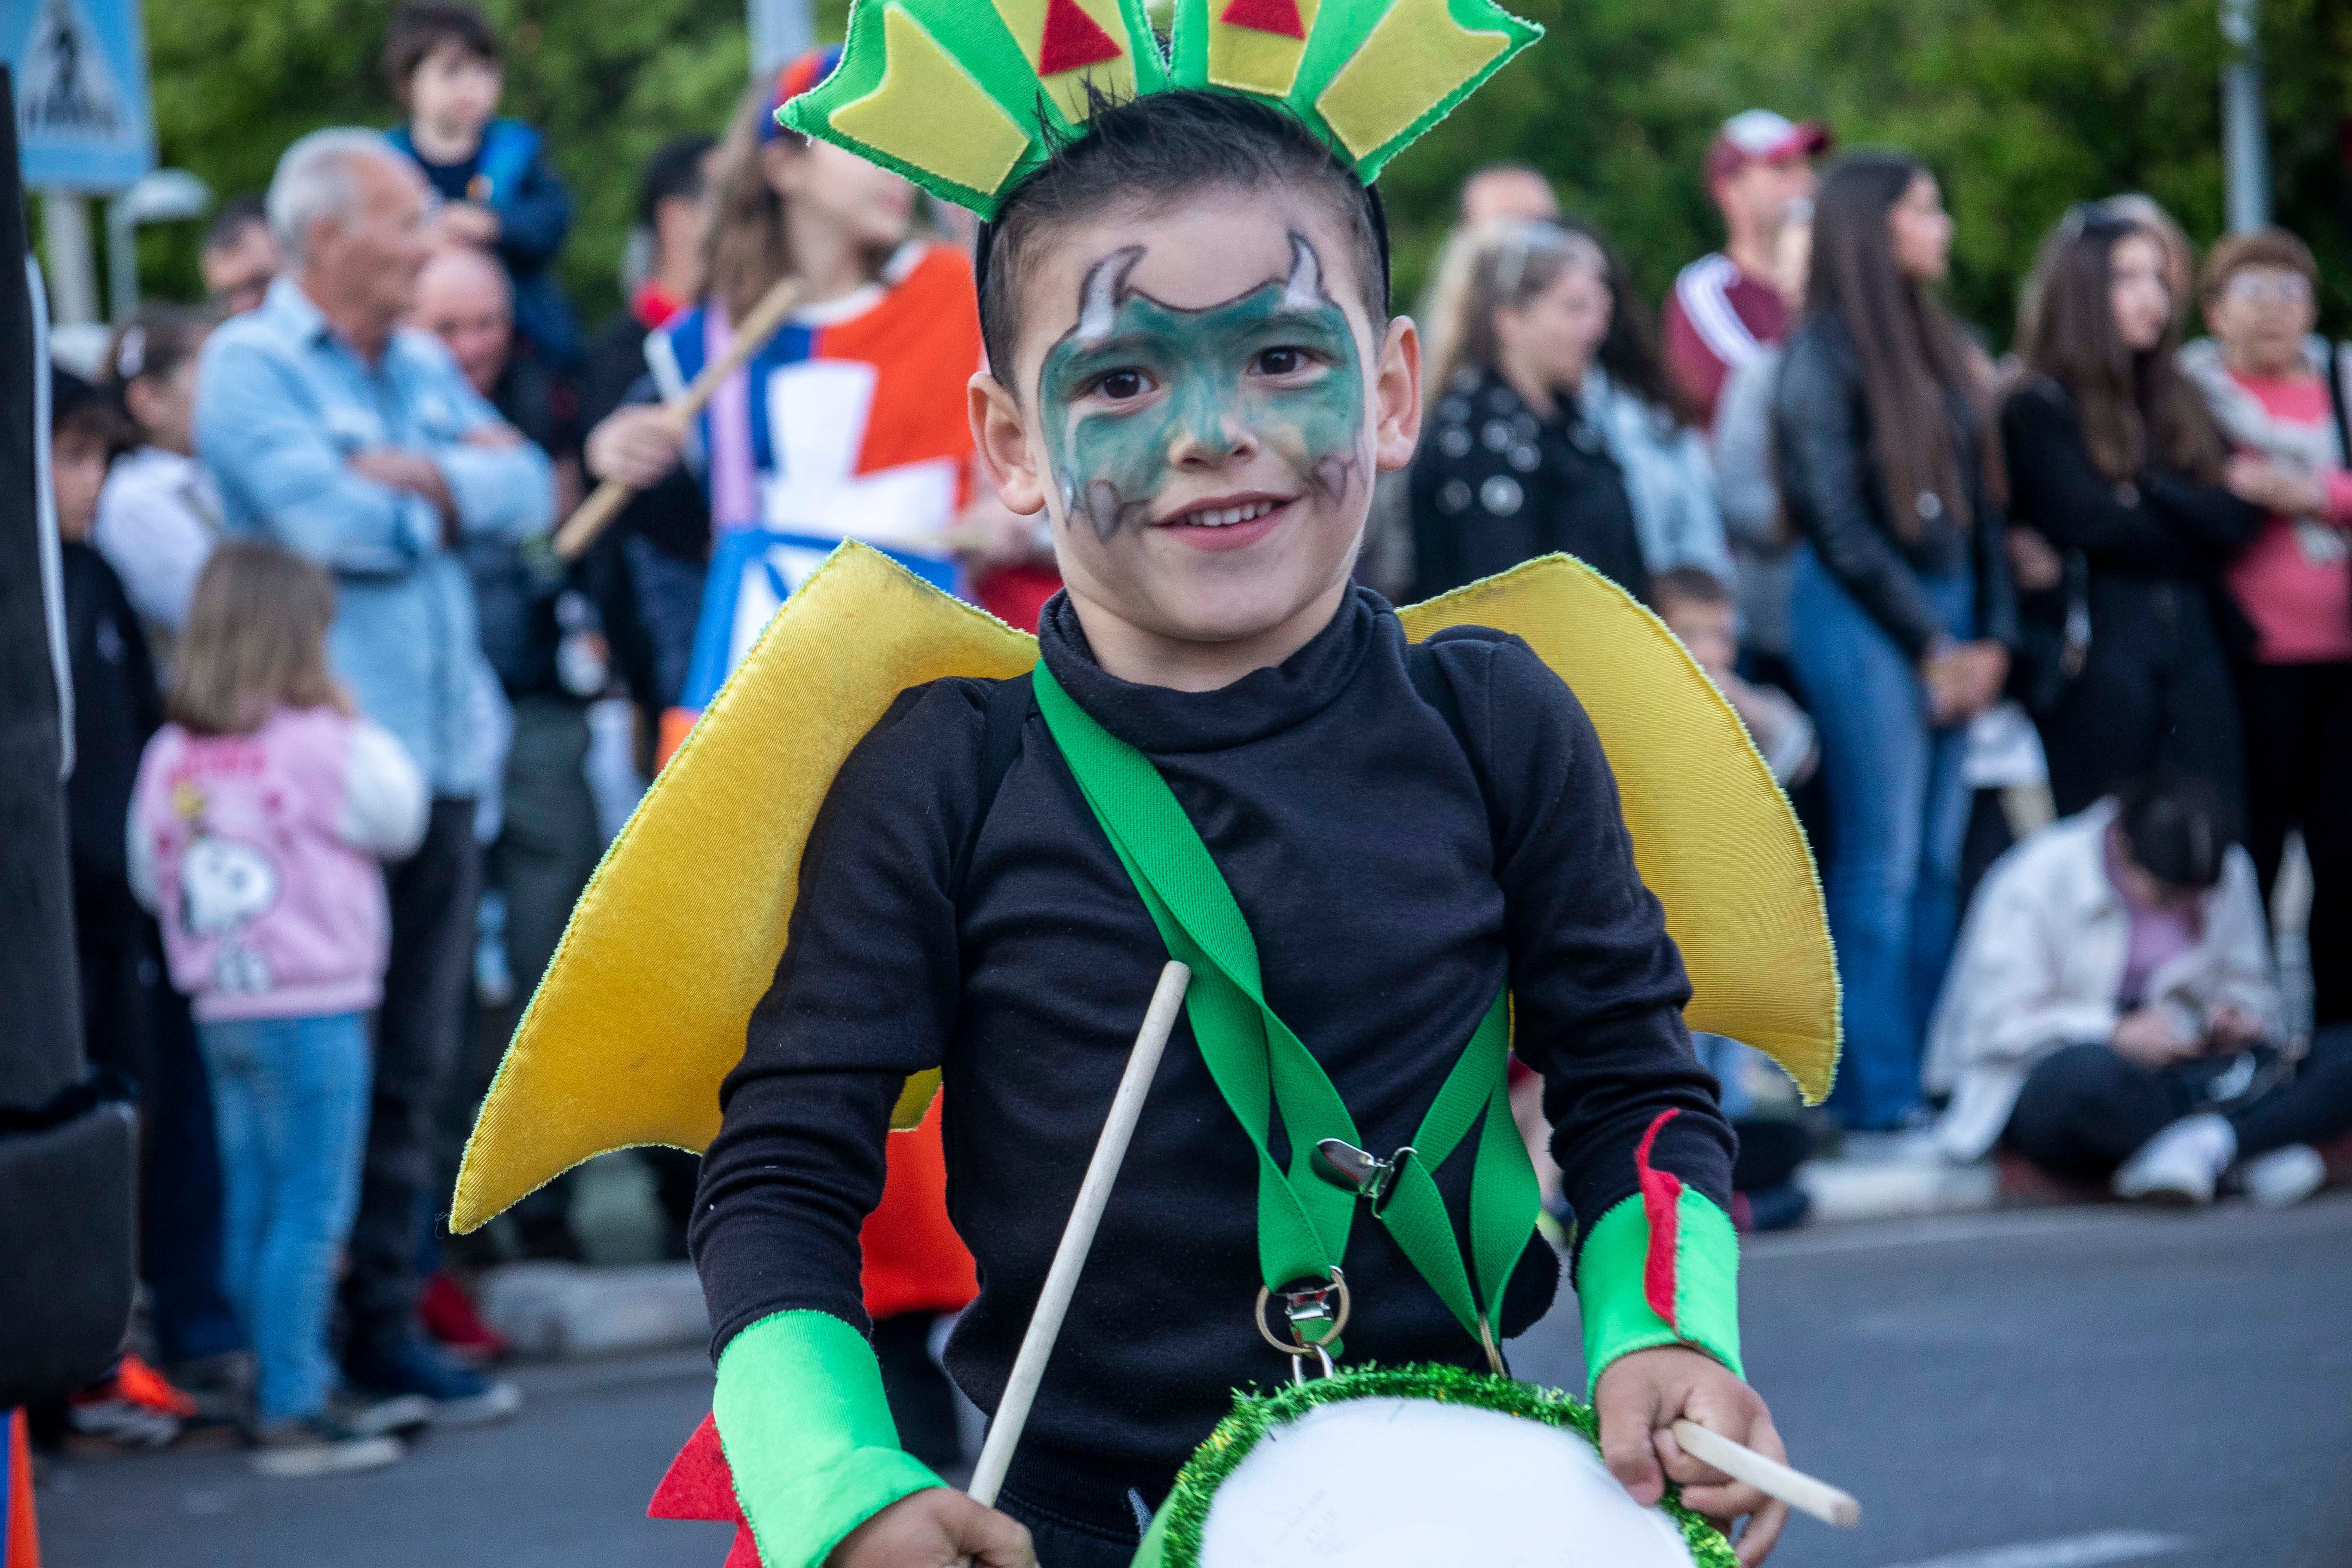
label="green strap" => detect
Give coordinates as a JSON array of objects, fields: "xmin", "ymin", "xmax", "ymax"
[{"xmin": 1031, "ymin": 662, "xmax": 1538, "ymax": 1349}]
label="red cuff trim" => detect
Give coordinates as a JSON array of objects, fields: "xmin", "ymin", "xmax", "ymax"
[{"xmin": 1635, "ymin": 1109, "xmax": 1684, "ymax": 1330}]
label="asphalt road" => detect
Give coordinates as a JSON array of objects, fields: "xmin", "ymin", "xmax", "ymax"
[{"xmin": 36, "ymin": 1193, "xmax": 2352, "ymax": 1568}]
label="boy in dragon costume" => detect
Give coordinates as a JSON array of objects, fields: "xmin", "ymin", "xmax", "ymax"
[{"xmin": 452, "ymin": 2, "xmax": 1843, "ymax": 1564}]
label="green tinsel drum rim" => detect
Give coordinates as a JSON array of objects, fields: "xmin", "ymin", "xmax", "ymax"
[{"xmin": 1152, "ymin": 1362, "xmax": 1739, "ymax": 1568}]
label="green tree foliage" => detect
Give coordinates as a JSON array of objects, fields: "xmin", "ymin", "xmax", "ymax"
[
  {"xmin": 1382, "ymin": 0, "xmax": 2351, "ymax": 341},
  {"xmin": 142, "ymin": 0, "xmax": 786, "ymax": 322},
  {"xmin": 139, "ymin": 0, "xmax": 2348, "ymax": 342}
]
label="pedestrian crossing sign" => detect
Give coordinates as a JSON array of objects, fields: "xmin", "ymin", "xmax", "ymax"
[{"xmin": 4, "ymin": 0, "xmax": 155, "ymax": 190}]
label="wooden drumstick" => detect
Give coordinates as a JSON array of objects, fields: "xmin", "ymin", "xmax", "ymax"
[
  {"xmin": 1671, "ymin": 1419, "xmax": 1861, "ymax": 1528},
  {"xmin": 967, "ymin": 961, "xmax": 1192, "ymax": 1510},
  {"xmin": 551, "ymin": 276, "xmax": 803, "ymax": 561}
]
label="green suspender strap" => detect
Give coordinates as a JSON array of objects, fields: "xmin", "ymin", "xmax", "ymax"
[{"xmin": 1030, "ymin": 663, "xmax": 1540, "ymax": 1366}]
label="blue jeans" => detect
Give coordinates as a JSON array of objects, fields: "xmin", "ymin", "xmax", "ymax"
[
  {"xmin": 1787, "ymin": 547, "xmax": 1974, "ymax": 1130},
  {"xmin": 196, "ymin": 1012, "xmax": 373, "ymax": 1423}
]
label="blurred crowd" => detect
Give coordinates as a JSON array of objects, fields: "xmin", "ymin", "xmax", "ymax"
[{"xmin": 34, "ymin": 0, "xmax": 2351, "ymax": 1486}]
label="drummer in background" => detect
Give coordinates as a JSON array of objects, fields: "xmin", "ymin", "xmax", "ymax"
[
  {"xmin": 581, "ymin": 50, "xmax": 1058, "ymax": 769},
  {"xmin": 580, "ymin": 49, "xmax": 1020, "ymax": 1471}
]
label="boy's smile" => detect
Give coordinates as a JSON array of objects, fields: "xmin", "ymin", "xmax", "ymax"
[{"xmin": 973, "ymin": 187, "xmax": 1422, "ymax": 690}]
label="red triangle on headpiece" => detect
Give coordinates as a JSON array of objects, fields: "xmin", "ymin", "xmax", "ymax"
[
  {"xmin": 1219, "ymin": 0, "xmax": 1305, "ymax": 40},
  {"xmin": 1038, "ymin": 0, "xmax": 1125, "ymax": 77}
]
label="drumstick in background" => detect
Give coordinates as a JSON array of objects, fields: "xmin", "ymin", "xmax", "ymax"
[
  {"xmin": 967, "ymin": 961, "xmax": 1192, "ymax": 1510},
  {"xmin": 1671, "ymin": 1419, "xmax": 1862, "ymax": 1528},
  {"xmin": 551, "ymin": 275, "xmax": 803, "ymax": 561}
]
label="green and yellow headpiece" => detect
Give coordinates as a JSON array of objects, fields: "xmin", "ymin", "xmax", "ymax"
[{"xmin": 775, "ymin": 0, "xmax": 1543, "ymax": 217}]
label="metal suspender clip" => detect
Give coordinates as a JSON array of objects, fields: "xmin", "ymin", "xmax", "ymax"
[{"xmin": 1312, "ymin": 1138, "xmax": 1416, "ymax": 1216}]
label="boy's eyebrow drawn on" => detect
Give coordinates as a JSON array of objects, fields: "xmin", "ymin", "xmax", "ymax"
[{"xmin": 1056, "ymin": 231, "xmax": 1346, "ymax": 359}]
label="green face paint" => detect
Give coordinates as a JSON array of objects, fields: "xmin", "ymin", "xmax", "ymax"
[{"xmin": 1036, "ymin": 233, "xmax": 1367, "ymax": 542}]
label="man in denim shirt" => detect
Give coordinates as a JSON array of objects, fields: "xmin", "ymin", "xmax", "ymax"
[{"xmin": 197, "ymin": 128, "xmax": 550, "ymax": 1428}]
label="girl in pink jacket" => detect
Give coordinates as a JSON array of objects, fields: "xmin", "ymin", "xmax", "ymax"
[{"xmin": 129, "ymin": 542, "xmax": 426, "ymax": 1477}]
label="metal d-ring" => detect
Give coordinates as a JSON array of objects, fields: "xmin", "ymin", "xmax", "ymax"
[{"xmin": 1255, "ymin": 1268, "xmax": 1351, "ymax": 1375}]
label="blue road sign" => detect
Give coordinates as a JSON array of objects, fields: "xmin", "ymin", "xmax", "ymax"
[{"xmin": 4, "ymin": 0, "xmax": 154, "ymax": 190}]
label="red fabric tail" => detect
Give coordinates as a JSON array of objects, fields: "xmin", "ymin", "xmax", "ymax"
[
  {"xmin": 650, "ymin": 1414, "xmax": 758, "ymax": 1567},
  {"xmin": 1635, "ymin": 1109, "xmax": 1684, "ymax": 1330},
  {"xmin": 649, "ymin": 1413, "xmax": 744, "ymax": 1525}
]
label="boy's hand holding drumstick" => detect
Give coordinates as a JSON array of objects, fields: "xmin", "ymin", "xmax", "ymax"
[{"xmin": 1598, "ymin": 1344, "xmax": 1859, "ymax": 1565}]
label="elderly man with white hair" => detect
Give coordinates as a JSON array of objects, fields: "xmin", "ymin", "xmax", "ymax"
[{"xmin": 195, "ymin": 127, "xmax": 548, "ymax": 1436}]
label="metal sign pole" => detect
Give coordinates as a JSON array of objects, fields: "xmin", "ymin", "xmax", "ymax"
[
  {"xmin": 39, "ymin": 192, "xmax": 97, "ymax": 325},
  {"xmin": 2219, "ymin": 0, "xmax": 2270, "ymax": 234},
  {"xmin": 747, "ymin": 0, "xmax": 814, "ymax": 77}
]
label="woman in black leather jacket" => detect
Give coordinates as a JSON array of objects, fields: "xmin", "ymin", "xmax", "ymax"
[
  {"xmin": 2004, "ymin": 205, "xmax": 2263, "ymax": 821},
  {"xmin": 1772, "ymin": 153, "xmax": 2018, "ymax": 1131}
]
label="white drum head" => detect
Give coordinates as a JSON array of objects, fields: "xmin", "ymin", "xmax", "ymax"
[{"xmin": 1194, "ymin": 1395, "xmax": 1701, "ymax": 1568}]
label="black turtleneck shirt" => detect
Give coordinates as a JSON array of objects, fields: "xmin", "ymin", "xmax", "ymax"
[{"xmin": 692, "ymin": 588, "xmax": 1733, "ymax": 1519}]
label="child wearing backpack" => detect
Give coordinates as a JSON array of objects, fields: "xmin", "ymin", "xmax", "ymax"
[
  {"xmin": 382, "ymin": 0, "xmax": 581, "ymax": 370},
  {"xmin": 128, "ymin": 542, "xmax": 430, "ymax": 1477}
]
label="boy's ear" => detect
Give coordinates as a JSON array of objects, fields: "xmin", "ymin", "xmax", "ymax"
[
  {"xmin": 1372, "ymin": 315, "xmax": 1424, "ymax": 475},
  {"xmin": 969, "ymin": 371, "xmax": 1048, "ymax": 517}
]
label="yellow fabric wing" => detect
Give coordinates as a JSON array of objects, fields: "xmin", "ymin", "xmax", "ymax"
[
  {"xmin": 452, "ymin": 546, "xmax": 1036, "ymax": 1232},
  {"xmin": 1397, "ymin": 555, "xmax": 1838, "ymax": 1095},
  {"xmin": 453, "ymin": 546, "xmax": 1835, "ymax": 1233}
]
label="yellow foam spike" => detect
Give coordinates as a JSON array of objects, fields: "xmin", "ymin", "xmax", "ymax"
[
  {"xmin": 828, "ymin": 5, "xmax": 1035, "ymax": 201},
  {"xmin": 453, "ymin": 549, "xmax": 1835, "ymax": 1233},
  {"xmin": 1314, "ymin": 0, "xmax": 1507, "ymax": 160},
  {"xmin": 1206, "ymin": 0, "xmax": 1323, "ymax": 96}
]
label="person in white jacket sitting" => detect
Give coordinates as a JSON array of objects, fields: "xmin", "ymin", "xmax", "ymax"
[{"xmin": 1925, "ymin": 775, "xmax": 2350, "ymax": 1205}]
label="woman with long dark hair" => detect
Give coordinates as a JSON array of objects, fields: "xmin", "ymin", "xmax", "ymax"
[
  {"xmin": 1772, "ymin": 153, "xmax": 2017, "ymax": 1129},
  {"xmin": 2005, "ymin": 205, "xmax": 2262, "ymax": 820}
]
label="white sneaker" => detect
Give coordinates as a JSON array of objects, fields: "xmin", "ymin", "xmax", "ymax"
[
  {"xmin": 250, "ymin": 1416, "xmax": 405, "ymax": 1479},
  {"xmin": 2113, "ymin": 1113, "xmax": 2236, "ymax": 1205},
  {"xmin": 2240, "ymin": 1144, "xmax": 2328, "ymax": 1208}
]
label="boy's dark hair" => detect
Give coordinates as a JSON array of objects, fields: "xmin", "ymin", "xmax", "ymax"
[
  {"xmin": 640, "ymin": 134, "xmax": 717, "ymax": 228},
  {"xmin": 50, "ymin": 366, "xmax": 134, "ymax": 459},
  {"xmin": 383, "ymin": 1, "xmax": 500, "ymax": 101},
  {"xmin": 1650, "ymin": 566, "xmax": 1732, "ymax": 611},
  {"xmin": 202, "ymin": 192, "xmax": 269, "ymax": 257},
  {"xmin": 977, "ymin": 89, "xmax": 1388, "ymax": 388},
  {"xmin": 2113, "ymin": 772, "xmax": 2228, "ymax": 892}
]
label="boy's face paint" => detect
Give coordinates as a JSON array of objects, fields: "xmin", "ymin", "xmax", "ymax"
[{"xmin": 1034, "ymin": 232, "xmax": 1366, "ymax": 542}]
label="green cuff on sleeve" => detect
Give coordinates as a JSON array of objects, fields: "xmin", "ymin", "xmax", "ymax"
[
  {"xmin": 713, "ymin": 1309, "xmax": 946, "ymax": 1568},
  {"xmin": 1574, "ymin": 1190, "xmax": 1743, "ymax": 1395}
]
